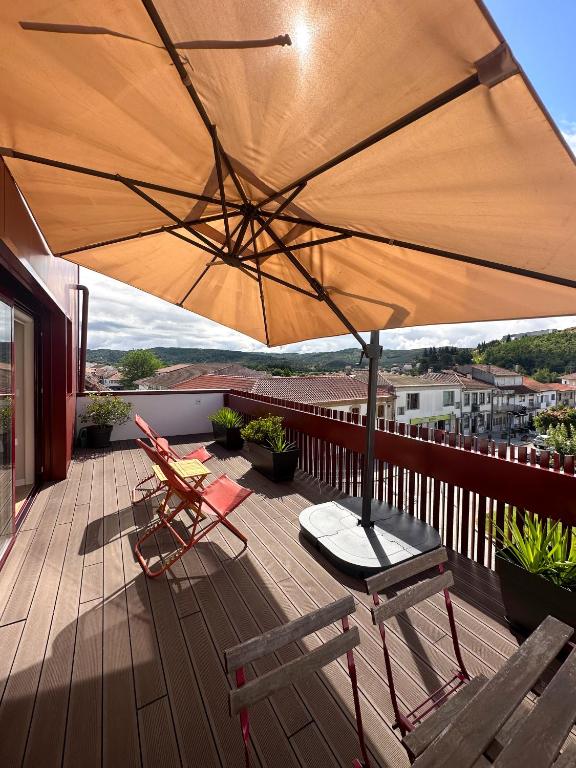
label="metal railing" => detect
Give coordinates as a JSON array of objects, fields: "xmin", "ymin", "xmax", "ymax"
[{"xmin": 227, "ymin": 390, "xmax": 576, "ymax": 569}]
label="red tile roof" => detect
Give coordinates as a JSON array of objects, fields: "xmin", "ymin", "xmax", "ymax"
[
  {"xmin": 553, "ymin": 383, "xmax": 576, "ymax": 391},
  {"xmin": 175, "ymin": 375, "xmax": 259, "ymax": 391},
  {"xmin": 250, "ymin": 375, "xmax": 392, "ymax": 404},
  {"xmin": 521, "ymin": 376, "xmax": 557, "ymax": 392},
  {"xmin": 177, "ymin": 373, "xmax": 393, "ymax": 404}
]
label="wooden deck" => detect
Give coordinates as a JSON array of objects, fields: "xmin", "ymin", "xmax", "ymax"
[{"xmin": 0, "ymin": 436, "xmax": 532, "ymax": 768}]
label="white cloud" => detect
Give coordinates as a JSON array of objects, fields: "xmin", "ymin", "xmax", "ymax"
[
  {"xmin": 561, "ymin": 122, "xmax": 576, "ymax": 154},
  {"xmin": 82, "ymin": 267, "xmax": 576, "ymax": 354}
]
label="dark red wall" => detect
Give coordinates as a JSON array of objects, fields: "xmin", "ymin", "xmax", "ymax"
[{"xmin": 0, "ymin": 160, "xmax": 79, "ymax": 480}]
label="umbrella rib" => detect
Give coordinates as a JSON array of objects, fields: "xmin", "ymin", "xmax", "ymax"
[
  {"xmin": 238, "ymin": 232, "xmax": 351, "ymax": 261},
  {"xmin": 56, "ymin": 212, "xmax": 237, "ymax": 257},
  {"xmin": 262, "ymin": 211, "xmax": 576, "ymax": 291},
  {"xmin": 251, "ymin": 218, "xmax": 270, "ymax": 345},
  {"xmin": 259, "ymin": 72, "xmax": 481, "ymax": 206},
  {"xmin": 238, "ymin": 183, "xmax": 306, "ymax": 256},
  {"xmin": 0, "ymin": 146, "xmax": 239, "ymax": 208},
  {"xmin": 167, "ymin": 228, "xmax": 223, "ymax": 257},
  {"xmin": 255, "ymin": 214, "xmax": 368, "ymax": 350},
  {"xmin": 140, "ymin": 0, "xmax": 249, "ymax": 206},
  {"xmin": 210, "ymin": 124, "xmax": 232, "ymax": 253},
  {"xmin": 121, "ymin": 180, "xmax": 224, "ymax": 255}
]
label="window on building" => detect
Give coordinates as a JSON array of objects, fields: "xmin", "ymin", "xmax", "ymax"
[
  {"xmin": 551, "ymin": 393, "xmax": 556, "ymax": 400},
  {"xmin": 479, "ymin": 392, "xmax": 485, "ymax": 405},
  {"xmin": 443, "ymin": 391, "xmax": 455, "ymax": 407},
  {"xmin": 487, "ymin": 392, "xmax": 491, "ymax": 404},
  {"xmin": 463, "ymin": 393, "xmax": 470, "ymax": 406},
  {"xmin": 377, "ymin": 404, "xmax": 385, "ymax": 418},
  {"xmin": 350, "ymin": 406, "xmax": 360, "ymax": 415},
  {"xmin": 463, "ymin": 415, "xmax": 470, "ymax": 429},
  {"xmin": 472, "ymin": 392, "xmax": 478, "ymax": 405},
  {"xmin": 397, "ymin": 406, "xmax": 405, "ymax": 416},
  {"xmin": 519, "ymin": 395, "xmax": 525, "ymax": 402},
  {"xmin": 406, "ymin": 393, "xmax": 420, "ymax": 410}
]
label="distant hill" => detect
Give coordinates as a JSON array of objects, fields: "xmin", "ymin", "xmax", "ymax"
[
  {"xmin": 476, "ymin": 328, "xmax": 576, "ymax": 375},
  {"xmin": 86, "ymin": 345, "xmax": 429, "ymax": 372}
]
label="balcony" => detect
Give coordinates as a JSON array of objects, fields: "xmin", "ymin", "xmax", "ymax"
[{"xmin": 0, "ymin": 390, "xmax": 574, "ymax": 766}]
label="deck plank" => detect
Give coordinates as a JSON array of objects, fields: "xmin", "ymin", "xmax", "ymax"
[
  {"xmin": 0, "ymin": 437, "xmax": 531, "ymax": 768},
  {"xmin": 24, "ymin": 500, "xmax": 89, "ymax": 768},
  {"xmin": 0, "ymin": 521, "xmax": 71, "ymax": 766}
]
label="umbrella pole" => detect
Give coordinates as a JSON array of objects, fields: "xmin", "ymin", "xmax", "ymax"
[{"xmin": 360, "ymin": 330, "xmax": 382, "ymax": 527}]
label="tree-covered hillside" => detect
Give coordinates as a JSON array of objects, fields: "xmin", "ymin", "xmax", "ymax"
[
  {"xmin": 475, "ymin": 328, "xmax": 576, "ymax": 375},
  {"xmin": 86, "ymin": 345, "xmax": 427, "ymax": 372}
]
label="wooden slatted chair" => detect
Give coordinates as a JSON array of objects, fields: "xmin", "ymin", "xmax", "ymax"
[
  {"xmin": 364, "ymin": 547, "xmax": 471, "ymax": 758},
  {"xmin": 225, "ymin": 595, "xmax": 372, "ymax": 768},
  {"xmin": 132, "ymin": 413, "xmax": 213, "ymax": 501},
  {"xmin": 134, "ymin": 438, "xmax": 250, "ymax": 577}
]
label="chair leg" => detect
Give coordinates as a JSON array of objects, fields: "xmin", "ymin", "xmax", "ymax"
[
  {"xmin": 132, "ymin": 473, "xmax": 163, "ymax": 503},
  {"xmin": 221, "ymin": 516, "xmax": 248, "ymax": 544}
]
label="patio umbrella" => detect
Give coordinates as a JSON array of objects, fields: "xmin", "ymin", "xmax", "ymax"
[{"xmin": 1, "ymin": 1, "xmax": 575, "ymax": 546}]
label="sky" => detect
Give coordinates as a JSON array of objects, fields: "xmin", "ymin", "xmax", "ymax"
[{"xmin": 82, "ymin": 0, "xmax": 576, "ymax": 354}]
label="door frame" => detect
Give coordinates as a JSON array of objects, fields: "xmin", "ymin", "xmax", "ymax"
[
  {"xmin": 13, "ymin": 307, "xmax": 36, "ymax": 521},
  {"xmin": 0, "ymin": 289, "xmax": 15, "ymax": 568}
]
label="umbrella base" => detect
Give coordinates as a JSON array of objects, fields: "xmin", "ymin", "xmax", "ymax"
[{"xmin": 299, "ymin": 497, "xmax": 441, "ymax": 579}]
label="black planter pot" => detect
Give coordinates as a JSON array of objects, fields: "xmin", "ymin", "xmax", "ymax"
[
  {"xmin": 495, "ymin": 549, "xmax": 576, "ymax": 634},
  {"xmin": 212, "ymin": 423, "xmax": 244, "ymax": 450},
  {"xmin": 245, "ymin": 441, "xmax": 299, "ymax": 482},
  {"xmin": 86, "ymin": 424, "xmax": 113, "ymax": 449}
]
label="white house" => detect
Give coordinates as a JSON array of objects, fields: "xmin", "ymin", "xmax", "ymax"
[{"xmin": 375, "ymin": 373, "xmax": 461, "ymax": 431}]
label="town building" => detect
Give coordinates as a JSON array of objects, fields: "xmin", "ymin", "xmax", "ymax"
[
  {"xmin": 137, "ymin": 363, "xmax": 268, "ymax": 390},
  {"xmin": 179, "ymin": 373, "xmax": 395, "ymax": 420},
  {"xmin": 358, "ymin": 372, "xmax": 461, "ymax": 431}
]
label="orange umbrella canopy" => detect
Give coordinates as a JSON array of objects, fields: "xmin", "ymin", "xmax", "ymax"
[{"xmin": 0, "ymin": 0, "xmax": 575, "ymax": 346}]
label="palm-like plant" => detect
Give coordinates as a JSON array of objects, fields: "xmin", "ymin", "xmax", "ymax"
[
  {"xmin": 498, "ymin": 515, "xmax": 576, "ymax": 590},
  {"xmin": 208, "ymin": 407, "xmax": 243, "ymax": 428}
]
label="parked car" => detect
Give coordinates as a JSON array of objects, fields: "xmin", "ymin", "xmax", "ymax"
[{"xmin": 533, "ymin": 434, "xmax": 550, "ymax": 449}]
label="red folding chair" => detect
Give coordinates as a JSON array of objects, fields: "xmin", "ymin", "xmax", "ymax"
[
  {"xmin": 225, "ymin": 595, "xmax": 372, "ymax": 768},
  {"xmin": 132, "ymin": 413, "xmax": 213, "ymax": 502},
  {"xmin": 134, "ymin": 439, "xmax": 251, "ymax": 578},
  {"xmin": 364, "ymin": 547, "xmax": 470, "ymax": 757}
]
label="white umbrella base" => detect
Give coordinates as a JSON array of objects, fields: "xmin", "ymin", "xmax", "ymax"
[{"xmin": 299, "ymin": 497, "xmax": 441, "ymax": 579}]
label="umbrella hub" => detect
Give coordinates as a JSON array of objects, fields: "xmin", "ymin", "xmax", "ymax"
[{"xmin": 239, "ymin": 201, "xmax": 258, "ymax": 219}]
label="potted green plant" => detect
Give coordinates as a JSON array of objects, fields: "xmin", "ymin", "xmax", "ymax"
[
  {"xmin": 494, "ymin": 514, "xmax": 576, "ymax": 634},
  {"xmin": 241, "ymin": 414, "xmax": 299, "ymax": 482},
  {"xmin": 79, "ymin": 393, "xmax": 132, "ymax": 448},
  {"xmin": 208, "ymin": 407, "xmax": 244, "ymax": 450}
]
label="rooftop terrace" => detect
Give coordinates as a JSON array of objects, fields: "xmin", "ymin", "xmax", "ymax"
[{"xmin": 0, "ymin": 435, "xmax": 554, "ymax": 768}]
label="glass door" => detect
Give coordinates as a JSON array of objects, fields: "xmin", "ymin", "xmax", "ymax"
[{"xmin": 0, "ymin": 298, "xmax": 14, "ymax": 560}]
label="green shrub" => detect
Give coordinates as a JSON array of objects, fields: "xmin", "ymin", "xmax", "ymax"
[
  {"xmin": 80, "ymin": 393, "xmax": 132, "ymax": 426},
  {"xmin": 534, "ymin": 405, "xmax": 576, "ymax": 433},
  {"xmin": 241, "ymin": 415, "xmax": 284, "ymax": 446},
  {"xmin": 208, "ymin": 407, "xmax": 243, "ymax": 428},
  {"xmin": 545, "ymin": 423, "xmax": 576, "ymax": 455},
  {"xmin": 497, "ymin": 515, "xmax": 576, "ymax": 591}
]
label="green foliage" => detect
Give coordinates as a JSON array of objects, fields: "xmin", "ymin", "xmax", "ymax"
[
  {"xmin": 418, "ymin": 346, "xmax": 472, "ymax": 372},
  {"xmin": 241, "ymin": 414, "xmax": 284, "ymax": 446},
  {"xmin": 267, "ymin": 431, "xmax": 296, "ymax": 453},
  {"xmin": 87, "ymin": 345, "xmax": 425, "ymax": 373},
  {"xmin": 118, "ymin": 349, "xmax": 163, "ymax": 387},
  {"xmin": 534, "ymin": 405, "xmax": 576, "ymax": 433},
  {"xmin": 545, "ymin": 423, "xmax": 576, "ymax": 455},
  {"xmin": 532, "ymin": 367, "xmax": 556, "ymax": 383},
  {"xmin": 498, "ymin": 515, "xmax": 576, "ymax": 590},
  {"xmin": 476, "ymin": 328, "xmax": 576, "ymax": 375},
  {"xmin": 208, "ymin": 407, "xmax": 243, "ymax": 428},
  {"xmin": 80, "ymin": 393, "xmax": 132, "ymax": 426}
]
